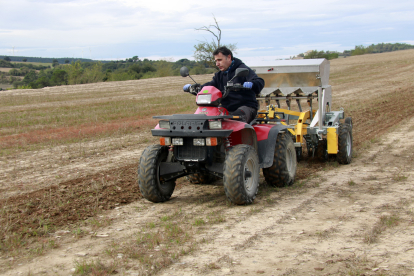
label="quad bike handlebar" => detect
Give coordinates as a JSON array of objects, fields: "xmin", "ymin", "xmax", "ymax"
[
  {"xmin": 180, "ymin": 66, "xmax": 251, "ymax": 98},
  {"xmin": 184, "ymin": 83, "xmax": 201, "ymax": 95},
  {"xmin": 185, "ymin": 83, "xmax": 248, "ymax": 98},
  {"xmin": 223, "ymin": 83, "xmax": 251, "ymax": 98}
]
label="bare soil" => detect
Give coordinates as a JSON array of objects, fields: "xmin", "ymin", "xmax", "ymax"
[{"xmin": 1, "ymin": 50, "xmax": 414, "ymax": 275}]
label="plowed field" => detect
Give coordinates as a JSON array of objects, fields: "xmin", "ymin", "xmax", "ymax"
[{"xmin": 1, "ymin": 50, "xmax": 414, "ymax": 276}]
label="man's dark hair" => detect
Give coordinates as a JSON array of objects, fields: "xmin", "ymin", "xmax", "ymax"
[{"xmin": 213, "ymin": 46, "xmax": 233, "ymax": 60}]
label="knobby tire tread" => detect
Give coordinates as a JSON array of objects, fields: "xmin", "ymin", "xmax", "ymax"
[
  {"xmin": 138, "ymin": 145, "xmax": 175, "ymax": 203},
  {"xmin": 337, "ymin": 123, "xmax": 352, "ymax": 164},
  {"xmin": 263, "ymin": 133, "xmax": 297, "ymax": 187},
  {"xmin": 223, "ymin": 145, "xmax": 259, "ymax": 205}
]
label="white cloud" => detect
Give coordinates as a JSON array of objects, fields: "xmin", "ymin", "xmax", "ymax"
[{"xmin": 1, "ymin": 0, "xmax": 413, "ymax": 58}]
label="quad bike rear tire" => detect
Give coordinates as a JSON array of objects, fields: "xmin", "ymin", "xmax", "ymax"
[
  {"xmin": 138, "ymin": 145, "xmax": 176, "ymax": 203},
  {"xmin": 336, "ymin": 123, "xmax": 352, "ymax": 164},
  {"xmin": 263, "ymin": 132, "xmax": 297, "ymax": 187},
  {"xmin": 223, "ymin": 145, "xmax": 259, "ymax": 205}
]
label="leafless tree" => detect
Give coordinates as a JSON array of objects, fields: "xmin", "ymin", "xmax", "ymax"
[{"xmin": 193, "ymin": 16, "xmax": 236, "ymax": 69}]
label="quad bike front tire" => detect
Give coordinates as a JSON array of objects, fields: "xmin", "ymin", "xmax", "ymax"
[
  {"xmin": 337, "ymin": 123, "xmax": 352, "ymax": 164},
  {"xmin": 138, "ymin": 145, "xmax": 176, "ymax": 203},
  {"xmin": 223, "ymin": 145, "xmax": 259, "ymax": 205},
  {"xmin": 263, "ymin": 132, "xmax": 297, "ymax": 187}
]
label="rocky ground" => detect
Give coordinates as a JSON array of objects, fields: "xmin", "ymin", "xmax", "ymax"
[
  {"xmin": 2, "ymin": 116, "xmax": 413, "ymax": 276},
  {"xmin": 1, "ymin": 50, "xmax": 414, "ymax": 275}
]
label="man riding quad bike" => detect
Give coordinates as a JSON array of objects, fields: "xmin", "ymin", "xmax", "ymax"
[
  {"xmin": 184, "ymin": 47, "xmax": 264, "ymax": 124},
  {"xmin": 137, "ymin": 59, "xmax": 297, "ymax": 205}
]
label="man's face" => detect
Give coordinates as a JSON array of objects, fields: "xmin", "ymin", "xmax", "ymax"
[{"xmin": 214, "ymin": 53, "xmax": 232, "ymax": 71}]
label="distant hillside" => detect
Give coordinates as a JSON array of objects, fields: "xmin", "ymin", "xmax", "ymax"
[
  {"xmin": 0, "ymin": 56, "xmax": 213, "ymax": 90},
  {"xmin": 299, "ymin": 43, "xmax": 414, "ymax": 60},
  {"xmin": 0, "ymin": 56, "xmax": 95, "ymax": 64},
  {"xmin": 344, "ymin": 43, "xmax": 414, "ymax": 56}
]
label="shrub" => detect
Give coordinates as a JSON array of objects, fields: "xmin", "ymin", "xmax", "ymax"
[{"xmin": 51, "ymin": 69, "xmax": 68, "ymax": 86}]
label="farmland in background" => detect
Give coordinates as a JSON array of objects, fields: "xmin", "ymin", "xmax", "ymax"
[
  {"xmin": 11, "ymin": 61, "xmax": 54, "ymax": 67},
  {"xmin": 0, "ymin": 57, "xmax": 214, "ymax": 90},
  {"xmin": 0, "ymin": 50, "xmax": 414, "ymax": 275}
]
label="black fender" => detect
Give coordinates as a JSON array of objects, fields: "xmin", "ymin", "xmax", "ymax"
[{"xmin": 257, "ymin": 124, "xmax": 289, "ymax": 168}]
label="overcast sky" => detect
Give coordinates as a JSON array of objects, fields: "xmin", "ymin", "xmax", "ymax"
[{"xmin": 1, "ymin": 0, "xmax": 413, "ymax": 65}]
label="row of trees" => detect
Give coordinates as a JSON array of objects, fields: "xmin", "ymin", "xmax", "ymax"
[
  {"xmin": 303, "ymin": 50, "xmax": 339, "ymax": 60},
  {"xmin": 347, "ymin": 43, "xmax": 414, "ymax": 56},
  {"xmin": 303, "ymin": 43, "xmax": 414, "ymax": 60},
  {"xmin": 0, "ymin": 55, "xmax": 94, "ymax": 64},
  {"xmin": 0, "ymin": 59, "xmax": 50, "ymax": 69},
  {"xmin": 0, "ymin": 57, "xmax": 215, "ymax": 89}
]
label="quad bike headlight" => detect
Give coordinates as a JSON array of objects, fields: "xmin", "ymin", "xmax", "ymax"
[
  {"xmin": 208, "ymin": 120, "xmax": 222, "ymax": 129},
  {"xmin": 196, "ymin": 94, "xmax": 212, "ymax": 105},
  {"xmin": 159, "ymin": 120, "xmax": 170, "ymax": 129},
  {"xmin": 193, "ymin": 138, "xmax": 205, "ymax": 146},
  {"xmin": 172, "ymin": 138, "xmax": 183, "ymax": 146}
]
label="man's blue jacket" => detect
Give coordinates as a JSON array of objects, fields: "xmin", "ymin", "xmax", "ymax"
[{"xmin": 201, "ymin": 58, "xmax": 264, "ymax": 112}]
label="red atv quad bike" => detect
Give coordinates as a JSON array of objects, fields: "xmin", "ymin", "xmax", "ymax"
[{"xmin": 138, "ymin": 66, "xmax": 297, "ymax": 205}]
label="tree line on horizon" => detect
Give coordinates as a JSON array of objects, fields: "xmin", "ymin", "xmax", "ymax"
[
  {"xmin": 0, "ymin": 56, "xmax": 94, "ymax": 64},
  {"xmin": 1, "ymin": 42, "xmax": 413, "ymax": 90},
  {"xmin": 0, "ymin": 57, "xmax": 214, "ymax": 90},
  {"xmin": 301, "ymin": 43, "xmax": 414, "ymax": 60}
]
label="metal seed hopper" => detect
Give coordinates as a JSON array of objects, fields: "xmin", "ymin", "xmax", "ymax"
[{"xmin": 250, "ymin": 59, "xmax": 352, "ymax": 163}]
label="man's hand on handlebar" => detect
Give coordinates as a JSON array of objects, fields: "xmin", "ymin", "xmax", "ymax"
[
  {"xmin": 183, "ymin": 83, "xmax": 200, "ymax": 95},
  {"xmin": 183, "ymin": 84, "xmax": 191, "ymax": 92},
  {"xmin": 243, "ymin": 82, "xmax": 253, "ymax": 89}
]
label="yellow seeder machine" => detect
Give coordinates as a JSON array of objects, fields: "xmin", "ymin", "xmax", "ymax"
[{"xmin": 251, "ymin": 59, "xmax": 353, "ymax": 163}]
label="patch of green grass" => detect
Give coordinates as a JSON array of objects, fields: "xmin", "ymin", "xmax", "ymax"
[
  {"xmin": 88, "ymin": 217, "xmax": 112, "ymax": 231},
  {"xmin": 314, "ymin": 227, "xmax": 337, "ymax": 241},
  {"xmin": 74, "ymin": 259, "xmax": 118, "ymax": 275},
  {"xmin": 392, "ymin": 170, "xmax": 408, "ymax": 182},
  {"xmin": 160, "ymin": 215, "xmax": 171, "ymax": 222},
  {"xmin": 111, "ymin": 207, "xmax": 194, "ymax": 273},
  {"xmin": 248, "ymin": 207, "xmax": 262, "ymax": 215},
  {"xmin": 348, "ymin": 179, "xmax": 356, "ymax": 186},
  {"xmin": 207, "ymin": 210, "xmax": 226, "ymax": 224},
  {"xmin": 380, "ymin": 214, "xmax": 400, "ymax": 227},
  {"xmin": 293, "ymin": 179, "xmax": 307, "ymax": 188},
  {"xmin": 72, "ymin": 228, "xmax": 85, "ymax": 238},
  {"xmin": 193, "ymin": 218, "xmax": 205, "ymax": 226},
  {"xmin": 364, "ymin": 214, "xmax": 401, "ymax": 244},
  {"xmin": 205, "ymin": 262, "xmax": 221, "ymax": 270}
]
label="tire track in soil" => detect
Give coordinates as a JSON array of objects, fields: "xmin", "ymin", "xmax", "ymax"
[
  {"xmin": 0, "ymin": 164, "xmax": 140, "ymax": 235},
  {"xmin": 1, "ymin": 52, "xmax": 414, "ymax": 275},
  {"xmin": 159, "ymin": 116, "xmax": 414, "ymax": 276},
  {"xmin": 1, "ymin": 83, "xmax": 413, "ymax": 257}
]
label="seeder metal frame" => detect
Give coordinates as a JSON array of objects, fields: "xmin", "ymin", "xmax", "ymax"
[{"xmin": 250, "ymin": 59, "xmax": 345, "ymax": 159}]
